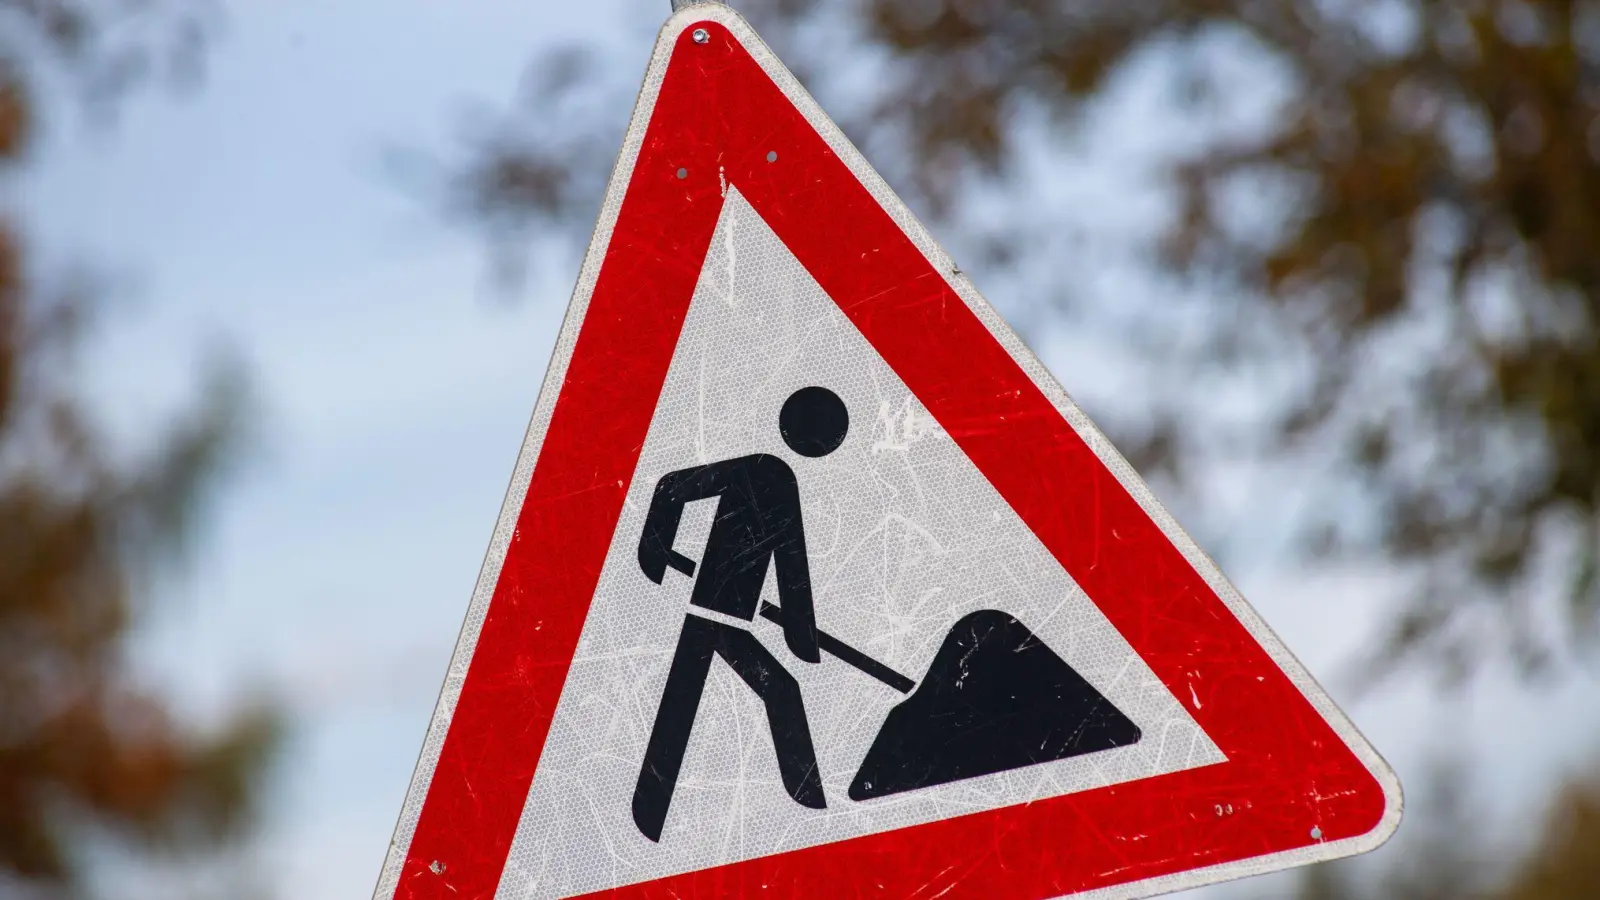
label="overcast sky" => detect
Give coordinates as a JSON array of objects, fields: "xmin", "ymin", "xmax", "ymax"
[{"xmin": 21, "ymin": 2, "xmax": 1600, "ymax": 898}]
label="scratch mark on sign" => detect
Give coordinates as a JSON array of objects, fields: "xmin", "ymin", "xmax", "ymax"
[
  {"xmin": 695, "ymin": 350, "xmax": 708, "ymax": 464},
  {"xmin": 722, "ymin": 205, "xmax": 739, "ymax": 309}
]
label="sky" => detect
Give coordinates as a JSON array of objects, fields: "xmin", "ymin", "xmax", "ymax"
[{"xmin": 20, "ymin": 1, "xmax": 1600, "ymax": 898}]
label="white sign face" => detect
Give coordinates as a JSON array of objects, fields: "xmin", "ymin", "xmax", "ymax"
[
  {"xmin": 495, "ymin": 190, "xmax": 1226, "ymax": 898},
  {"xmin": 375, "ymin": 7, "xmax": 1400, "ymax": 900}
]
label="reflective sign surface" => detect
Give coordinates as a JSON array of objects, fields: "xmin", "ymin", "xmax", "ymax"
[{"xmin": 374, "ymin": 7, "xmax": 1401, "ymax": 900}]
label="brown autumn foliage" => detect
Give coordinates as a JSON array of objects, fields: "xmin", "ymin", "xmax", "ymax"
[
  {"xmin": 437, "ymin": 0, "xmax": 1600, "ymax": 683},
  {"xmin": 425, "ymin": 0, "xmax": 1600, "ymax": 894},
  {"xmin": 1499, "ymin": 773, "xmax": 1600, "ymax": 899},
  {"xmin": 1275, "ymin": 764, "xmax": 1600, "ymax": 898},
  {"xmin": 0, "ymin": 1, "xmax": 277, "ymax": 896},
  {"xmin": 782, "ymin": 0, "xmax": 1600, "ymax": 686}
]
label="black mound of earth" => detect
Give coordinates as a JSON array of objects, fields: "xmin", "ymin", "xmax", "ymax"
[{"xmin": 849, "ymin": 609, "xmax": 1142, "ymax": 801}]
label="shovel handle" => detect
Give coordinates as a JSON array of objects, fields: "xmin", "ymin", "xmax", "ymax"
[{"xmin": 759, "ymin": 602, "xmax": 915, "ymax": 694}]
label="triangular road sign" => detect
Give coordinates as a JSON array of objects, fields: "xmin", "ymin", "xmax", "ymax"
[{"xmin": 374, "ymin": 5, "xmax": 1401, "ymax": 899}]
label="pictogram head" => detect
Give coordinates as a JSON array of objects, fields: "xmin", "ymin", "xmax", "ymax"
[{"xmin": 780, "ymin": 386, "xmax": 849, "ymax": 458}]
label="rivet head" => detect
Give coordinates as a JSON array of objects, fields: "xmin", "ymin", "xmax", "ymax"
[
  {"xmin": 676, "ymin": 167, "xmax": 688, "ymax": 179},
  {"xmin": 692, "ymin": 28, "xmax": 710, "ymax": 44},
  {"xmin": 767, "ymin": 150, "xmax": 778, "ymax": 163}
]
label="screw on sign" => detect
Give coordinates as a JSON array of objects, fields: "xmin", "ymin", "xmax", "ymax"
[{"xmin": 372, "ymin": 4, "xmax": 1402, "ymax": 900}]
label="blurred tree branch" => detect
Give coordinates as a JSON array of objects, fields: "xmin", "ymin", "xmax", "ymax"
[
  {"xmin": 430, "ymin": 0, "xmax": 1600, "ymax": 685},
  {"xmin": 1500, "ymin": 771, "xmax": 1600, "ymax": 898},
  {"xmin": 0, "ymin": 1, "xmax": 279, "ymax": 896},
  {"xmin": 1272, "ymin": 760, "xmax": 1600, "ymax": 899}
]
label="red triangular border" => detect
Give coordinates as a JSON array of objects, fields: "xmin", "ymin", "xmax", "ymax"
[{"xmin": 385, "ymin": 10, "xmax": 1398, "ymax": 900}]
